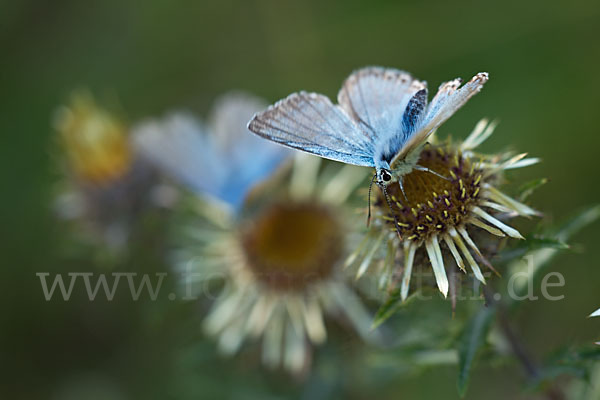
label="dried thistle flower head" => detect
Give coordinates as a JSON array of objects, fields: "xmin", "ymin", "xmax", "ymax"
[
  {"xmin": 191, "ymin": 155, "xmax": 375, "ymax": 374},
  {"xmin": 349, "ymin": 119, "xmax": 540, "ymax": 300},
  {"xmin": 240, "ymin": 201, "xmax": 343, "ymax": 290},
  {"xmin": 137, "ymin": 92, "xmax": 375, "ymax": 373}
]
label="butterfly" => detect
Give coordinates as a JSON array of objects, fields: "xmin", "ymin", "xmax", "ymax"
[
  {"xmin": 248, "ymin": 67, "xmax": 488, "ymax": 187},
  {"xmin": 247, "ymin": 67, "xmax": 488, "ymax": 234}
]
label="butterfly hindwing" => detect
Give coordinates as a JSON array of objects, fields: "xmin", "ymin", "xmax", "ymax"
[
  {"xmin": 422, "ymin": 72, "xmax": 489, "ymax": 135},
  {"xmin": 248, "ymin": 91, "xmax": 375, "ymax": 167},
  {"xmin": 401, "ymin": 88, "xmax": 428, "ymax": 136},
  {"xmin": 392, "ymin": 72, "xmax": 489, "ymax": 164}
]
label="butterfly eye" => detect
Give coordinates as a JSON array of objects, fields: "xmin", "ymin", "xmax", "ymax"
[{"xmin": 381, "ymin": 170, "xmax": 392, "ymax": 182}]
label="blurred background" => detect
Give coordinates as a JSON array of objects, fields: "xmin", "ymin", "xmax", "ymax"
[{"xmin": 2, "ymin": 0, "xmax": 600, "ymax": 398}]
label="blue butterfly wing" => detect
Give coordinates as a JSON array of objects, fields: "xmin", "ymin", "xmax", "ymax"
[
  {"xmin": 248, "ymin": 91, "xmax": 375, "ymax": 167},
  {"xmin": 133, "ymin": 93, "xmax": 292, "ymax": 210},
  {"xmin": 132, "ymin": 113, "xmax": 228, "ymax": 199},
  {"xmin": 210, "ymin": 92, "xmax": 291, "ymax": 207},
  {"xmin": 337, "ymin": 67, "xmax": 428, "ymax": 159},
  {"xmin": 393, "ymin": 72, "xmax": 489, "ymax": 163}
]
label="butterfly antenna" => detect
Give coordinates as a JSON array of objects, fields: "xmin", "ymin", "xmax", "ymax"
[
  {"xmin": 382, "ymin": 184, "xmax": 403, "ymax": 240},
  {"xmin": 366, "ymin": 173, "xmax": 377, "ymax": 227}
]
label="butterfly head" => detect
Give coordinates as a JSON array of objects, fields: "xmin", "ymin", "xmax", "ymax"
[
  {"xmin": 376, "ymin": 168, "xmax": 394, "ymax": 188},
  {"xmin": 371, "ymin": 166, "xmax": 403, "ymax": 239}
]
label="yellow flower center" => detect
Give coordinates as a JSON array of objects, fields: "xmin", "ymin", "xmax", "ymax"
[
  {"xmin": 56, "ymin": 93, "xmax": 132, "ymax": 186},
  {"xmin": 378, "ymin": 145, "xmax": 485, "ymax": 241},
  {"xmin": 241, "ymin": 202, "xmax": 342, "ymax": 290}
]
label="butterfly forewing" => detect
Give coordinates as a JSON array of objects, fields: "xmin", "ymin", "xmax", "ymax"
[
  {"xmin": 248, "ymin": 91, "xmax": 375, "ymax": 167},
  {"xmin": 337, "ymin": 67, "xmax": 427, "ymax": 144}
]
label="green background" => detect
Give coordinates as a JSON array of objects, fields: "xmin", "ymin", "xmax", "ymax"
[{"xmin": 2, "ymin": 0, "xmax": 600, "ymax": 398}]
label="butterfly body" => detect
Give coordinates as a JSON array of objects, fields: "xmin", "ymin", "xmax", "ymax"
[{"xmin": 248, "ymin": 67, "xmax": 488, "ymax": 190}]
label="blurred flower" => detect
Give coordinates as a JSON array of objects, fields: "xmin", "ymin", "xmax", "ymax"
[
  {"xmin": 53, "ymin": 90, "xmax": 166, "ymax": 250},
  {"xmin": 134, "ymin": 92, "xmax": 375, "ymax": 373},
  {"xmin": 55, "ymin": 91, "xmax": 132, "ymax": 185},
  {"xmin": 192, "ymin": 155, "xmax": 375, "ymax": 373},
  {"xmin": 132, "ymin": 92, "xmax": 287, "ymax": 212},
  {"xmin": 195, "ymin": 155, "xmax": 374, "ymax": 373},
  {"xmin": 348, "ymin": 119, "xmax": 540, "ymax": 300}
]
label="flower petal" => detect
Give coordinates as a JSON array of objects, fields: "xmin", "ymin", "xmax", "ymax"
[
  {"xmin": 262, "ymin": 305, "xmax": 285, "ymax": 368},
  {"xmin": 283, "ymin": 314, "xmax": 307, "ymax": 373},
  {"xmin": 483, "ymin": 184, "xmax": 540, "ymax": 217},
  {"xmin": 321, "ymin": 165, "xmax": 369, "ymax": 204},
  {"xmin": 401, "ymin": 242, "xmax": 418, "ymax": 301},
  {"xmin": 204, "ymin": 290, "xmax": 247, "ymax": 335},
  {"xmin": 468, "ymin": 217, "xmax": 506, "ymax": 237},
  {"xmin": 503, "ymin": 157, "xmax": 540, "ymax": 170},
  {"xmin": 356, "ymin": 231, "xmax": 385, "ymax": 278},
  {"xmin": 301, "ymin": 296, "xmax": 327, "ymax": 344},
  {"xmin": 480, "ymin": 200, "xmax": 515, "ymax": 214},
  {"xmin": 345, "ymin": 230, "xmax": 374, "ymax": 268},
  {"xmin": 472, "ymin": 206, "xmax": 524, "ymax": 239},
  {"xmin": 246, "ymin": 294, "xmax": 277, "ymax": 337},
  {"xmin": 443, "ymin": 234, "xmax": 466, "ymax": 272},
  {"xmin": 328, "ymin": 282, "xmax": 375, "ymax": 341},
  {"xmin": 218, "ymin": 317, "xmax": 246, "ymax": 355},
  {"xmin": 450, "ymin": 227, "xmax": 486, "ymax": 284},
  {"xmin": 289, "ymin": 153, "xmax": 321, "ymax": 199},
  {"xmin": 462, "ymin": 119, "xmax": 498, "ymax": 150},
  {"xmin": 425, "ymin": 236, "xmax": 449, "ymax": 297},
  {"xmin": 379, "ymin": 239, "xmax": 396, "ymax": 290}
]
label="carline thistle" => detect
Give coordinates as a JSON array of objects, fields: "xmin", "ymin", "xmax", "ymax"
[{"xmin": 133, "ymin": 92, "xmax": 376, "ymax": 373}]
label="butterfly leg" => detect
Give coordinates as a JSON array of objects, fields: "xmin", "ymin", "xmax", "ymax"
[
  {"xmin": 414, "ymin": 165, "xmax": 450, "ymax": 181},
  {"xmin": 382, "ymin": 184, "xmax": 403, "ymax": 240},
  {"xmin": 366, "ymin": 173, "xmax": 377, "ymax": 227},
  {"xmin": 398, "ymin": 177, "xmax": 409, "ymax": 203}
]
